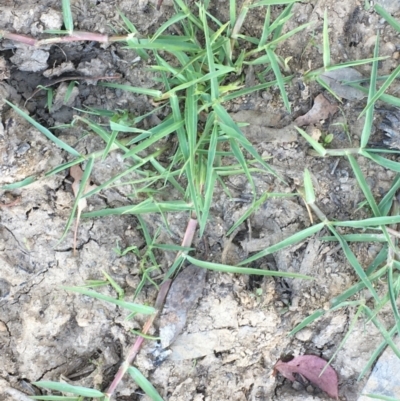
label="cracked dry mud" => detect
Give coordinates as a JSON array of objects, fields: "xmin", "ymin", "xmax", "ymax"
[{"xmin": 1, "ymin": 1, "xmax": 400, "ymax": 400}]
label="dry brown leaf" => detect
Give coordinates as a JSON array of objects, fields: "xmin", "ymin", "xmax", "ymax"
[
  {"xmin": 70, "ymin": 165, "xmax": 96, "ymax": 255},
  {"xmin": 274, "ymin": 354, "xmax": 339, "ymax": 399},
  {"xmin": 294, "ymin": 94, "xmax": 338, "ymax": 126},
  {"xmin": 159, "ymin": 265, "xmax": 206, "ymax": 348}
]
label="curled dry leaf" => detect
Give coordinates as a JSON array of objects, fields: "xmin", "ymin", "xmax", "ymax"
[
  {"xmin": 294, "ymin": 93, "xmax": 338, "ymax": 127},
  {"xmin": 70, "ymin": 165, "xmax": 96, "ymax": 255},
  {"xmin": 159, "ymin": 264, "xmax": 206, "ymax": 349},
  {"xmin": 274, "ymin": 354, "xmax": 339, "ymax": 399}
]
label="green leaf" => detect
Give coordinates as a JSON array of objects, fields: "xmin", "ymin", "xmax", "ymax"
[
  {"xmin": 303, "ymin": 168, "xmax": 315, "ymax": 204},
  {"xmin": 289, "ymin": 309, "xmax": 325, "ymax": 336},
  {"xmin": 295, "ymin": 126, "xmax": 327, "ymax": 156},
  {"xmin": 33, "ymin": 381, "xmax": 103, "ymax": 398},
  {"xmin": 61, "ymin": 0, "xmax": 73, "ymax": 33},
  {"xmin": 186, "ymin": 256, "xmax": 313, "ymax": 280},
  {"xmin": 1, "ymin": 175, "xmax": 38, "ymax": 189},
  {"xmin": 99, "ymin": 82, "xmax": 162, "ymax": 98},
  {"xmin": 30, "ymin": 397, "xmax": 79, "ymax": 401},
  {"xmin": 128, "ymin": 367, "xmax": 164, "ymax": 401},
  {"xmin": 375, "ymin": 4, "xmax": 400, "ymax": 33},
  {"xmin": 266, "ymin": 48, "xmax": 290, "ymax": 111},
  {"xmin": 63, "ymin": 287, "xmax": 156, "ymax": 314},
  {"xmin": 239, "ymin": 222, "xmax": 325, "ymax": 265},
  {"xmin": 4, "ymin": 100, "xmax": 81, "ymax": 157},
  {"xmin": 360, "ymin": 33, "xmax": 379, "ymax": 148}
]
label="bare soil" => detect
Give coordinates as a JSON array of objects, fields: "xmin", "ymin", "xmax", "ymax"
[{"xmin": 1, "ymin": 1, "xmax": 400, "ymax": 400}]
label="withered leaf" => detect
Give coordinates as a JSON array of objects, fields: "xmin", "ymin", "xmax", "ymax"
[
  {"xmin": 274, "ymin": 354, "xmax": 339, "ymax": 399},
  {"xmin": 159, "ymin": 264, "xmax": 206, "ymax": 348},
  {"xmin": 294, "ymin": 93, "xmax": 338, "ymax": 127},
  {"xmin": 70, "ymin": 164, "xmax": 96, "ymax": 255}
]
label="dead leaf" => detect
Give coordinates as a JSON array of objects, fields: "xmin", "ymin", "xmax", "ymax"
[
  {"xmin": 294, "ymin": 94, "xmax": 338, "ymax": 127},
  {"xmin": 274, "ymin": 354, "xmax": 339, "ymax": 399},
  {"xmin": 70, "ymin": 165, "xmax": 96, "ymax": 255},
  {"xmin": 320, "ymin": 67, "xmax": 365, "ymax": 101},
  {"xmin": 308, "ymin": 126, "xmax": 322, "ymax": 142},
  {"xmin": 159, "ymin": 264, "xmax": 206, "ymax": 348}
]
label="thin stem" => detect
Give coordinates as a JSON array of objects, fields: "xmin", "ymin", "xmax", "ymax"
[{"xmin": 103, "ymin": 216, "xmax": 198, "ymax": 400}]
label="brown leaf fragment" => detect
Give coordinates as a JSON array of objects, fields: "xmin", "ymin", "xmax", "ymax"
[
  {"xmin": 70, "ymin": 165, "xmax": 96, "ymax": 255},
  {"xmin": 294, "ymin": 93, "xmax": 338, "ymax": 127},
  {"xmin": 274, "ymin": 355, "xmax": 339, "ymax": 399},
  {"xmin": 159, "ymin": 264, "xmax": 206, "ymax": 348}
]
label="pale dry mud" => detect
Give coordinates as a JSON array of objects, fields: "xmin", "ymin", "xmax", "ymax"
[{"xmin": 1, "ymin": 0, "xmax": 400, "ymax": 400}]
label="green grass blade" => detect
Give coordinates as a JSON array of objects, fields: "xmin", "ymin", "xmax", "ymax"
[
  {"xmin": 103, "ymin": 270, "xmax": 124, "ymax": 300},
  {"xmin": 358, "ymin": 324, "xmax": 397, "ymax": 380},
  {"xmin": 1, "ymin": 175, "xmax": 38, "ymax": 189},
  {"xmin": 251, "ymin": 0, "xmax": 298, "ymax": 5},
  {"xmin": 360, "ymin": 33, "xmax": 379, "ymax": 148},
  {"xmin": 375, "ymin": 4, "xmax": 400, "ymax": 33},
  {"xmin": 378, "ymin": 174, "xmax": 400, "ymax": 216},
  {"xmin": 99, "ymin": 82, "xmax": 162, "ymax": 98},
  {"xmin": 266, "ymin": 48, "xmax": 290, "ymax": 111},
  {"xmin": 128, "ymin": 367, "xmax": 164, "ymax": 401},
  {"xmin": 295, "ymin": 126, "xmax": 327, "ymax": 156},
  {"xmin": 57, "ymin": 156, "xmax": 95, "ymax": 244},
  {"xmin": 363, "ymin": 394, "xmax": 400, "ymax": 401},
  {"xmin": 126, "ymin": 37, "xmax": 200, "ymax": 53},
  {"xmin": 329, "ymin": 227, "xmax": 380, "ymax": 303},
  {"xmin": 61, "ymin": 0, "xmax": 73, "ymax": 33},
  {"xmin": 360, "ymin": 64, "xmax": 400, "ymax": 118},
  {"xmin": 303, "ymin": 168, "xmax": 315, "ymax": 204},
  {"xmin": 259, "ymin": 6, "xmax": 271, "ymax": 46},
  {"xmin": 320, "ymin": 234, "xmax": 386, "ymax": 242},
  {"xmin": 289, "ymin": 309, "xmax": 325, "ymax": 336},
  {"xmin": 63, "ymin": 287, "xmax": 156, "ymax": 314},
  {"xmin": 33, "ymin": 381, "xmax": 103, "ymax": 398},
  {"xmin": 322, "ymin": 305, "xmax": 364, "ymax": 375},
  {"xmin": 186, "ymin": 255, "xmax": 313, "ymax": 279},
  {"xmin": 330, "ymin": 266, "xmax": 388, "ymax": 308},
  {"xmin": 200, "ymin": 5, "xmax": 218, "ymax": 100},
  {"xmin": 30, "ymin": 397, "xmax": 79, "ymax": 401},
  {"xmin": 363, "ymin": 305, "xmax": 400, "ymax": 359},
  {"xmin": 152, "ymin": 12, "xmax": 187, "ymax": 42},
  {"xmin": 334, "ymin": 215, "xmax": 400, "ymax": 228},
  {"xmin": 361, "ymin": 150, "xmax": 400, "ymax": 173},
  {"xmin": 123, "ymin": 119, "xmax": 184, "ymax": 159},
  {"xmin": 227, "ymin": 192, "xmax": 269, "ymax": 236},
  {"xmin": 239, "ymin": 222, "xmax": 325, "ymax": 265},
  {"xmin": 388, "ymin": 265, "xmax": 400, "ymax": 338},
  {"xmin": 117, "ymin": 10, "xmax": 149, "ymax": 60},
  {"xmin": 82, "ymin": 201, "xmax": 192, "ymax": 218},
  {"xmin": 5, "ymin": 100, "xmax": 81, "ymax": 157},
  {"xmin": 348, "ymin": 154, "xmax": 380, "ymax": 216}
]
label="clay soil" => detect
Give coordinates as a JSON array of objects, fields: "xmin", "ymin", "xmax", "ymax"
[{"xmin": 1, "ymin": 1, "xmax": 400, "ymax": 400}]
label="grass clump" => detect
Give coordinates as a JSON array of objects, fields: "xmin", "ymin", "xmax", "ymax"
[{"xmin": 4, "ymin": 0, "xmax": 400, "ymax": 400}]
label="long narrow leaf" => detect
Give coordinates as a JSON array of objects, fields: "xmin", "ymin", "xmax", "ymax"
[
  {"xmin": 5, "ymin": 100, "xmax": 81, "ymax": 157},
  {"xmin": 33, "ymin": 381, "xmax": 103, "ymax": 398},
  {"xmin": 128, "ymin": 367, "xmax": 164, "ymax": 401},
  {"xmin": 63, "ymin": 287, "xmax": 156, "ymax": 314},
  {"xmin": 187, "ymin": 256, "xmax": 313, "ymax": 279},
  {"xmin": 239, "ymin": 222, "xmax": 325, "ymax": 265}
]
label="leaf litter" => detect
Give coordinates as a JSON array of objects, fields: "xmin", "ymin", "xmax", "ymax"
[
  {"xmin": 159, "ymin": 264, "xmax": 207, "ymax": 349},
  {"xmin": 274, "ymin": 354, "xmax": 339, "ymax": 399},
  {"xmin": 294, "ymin": 93, "xmax": 338, "ymax": 126},
  {"xmin": 70, "ymin": 164, "xmax": 96, "ymax": 255}
]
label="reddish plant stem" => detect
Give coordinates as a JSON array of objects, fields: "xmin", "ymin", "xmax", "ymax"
[
  {"xmin": 104, "ymin": 215, "xmax": 198, "ymax": 400},
  {"xmin": 1, "ymin": 30, "xmax": 130, "ymax": 47},
  {"xmin": 104, "ymin": 280, "xmax": 171, "ymax": 399}
]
